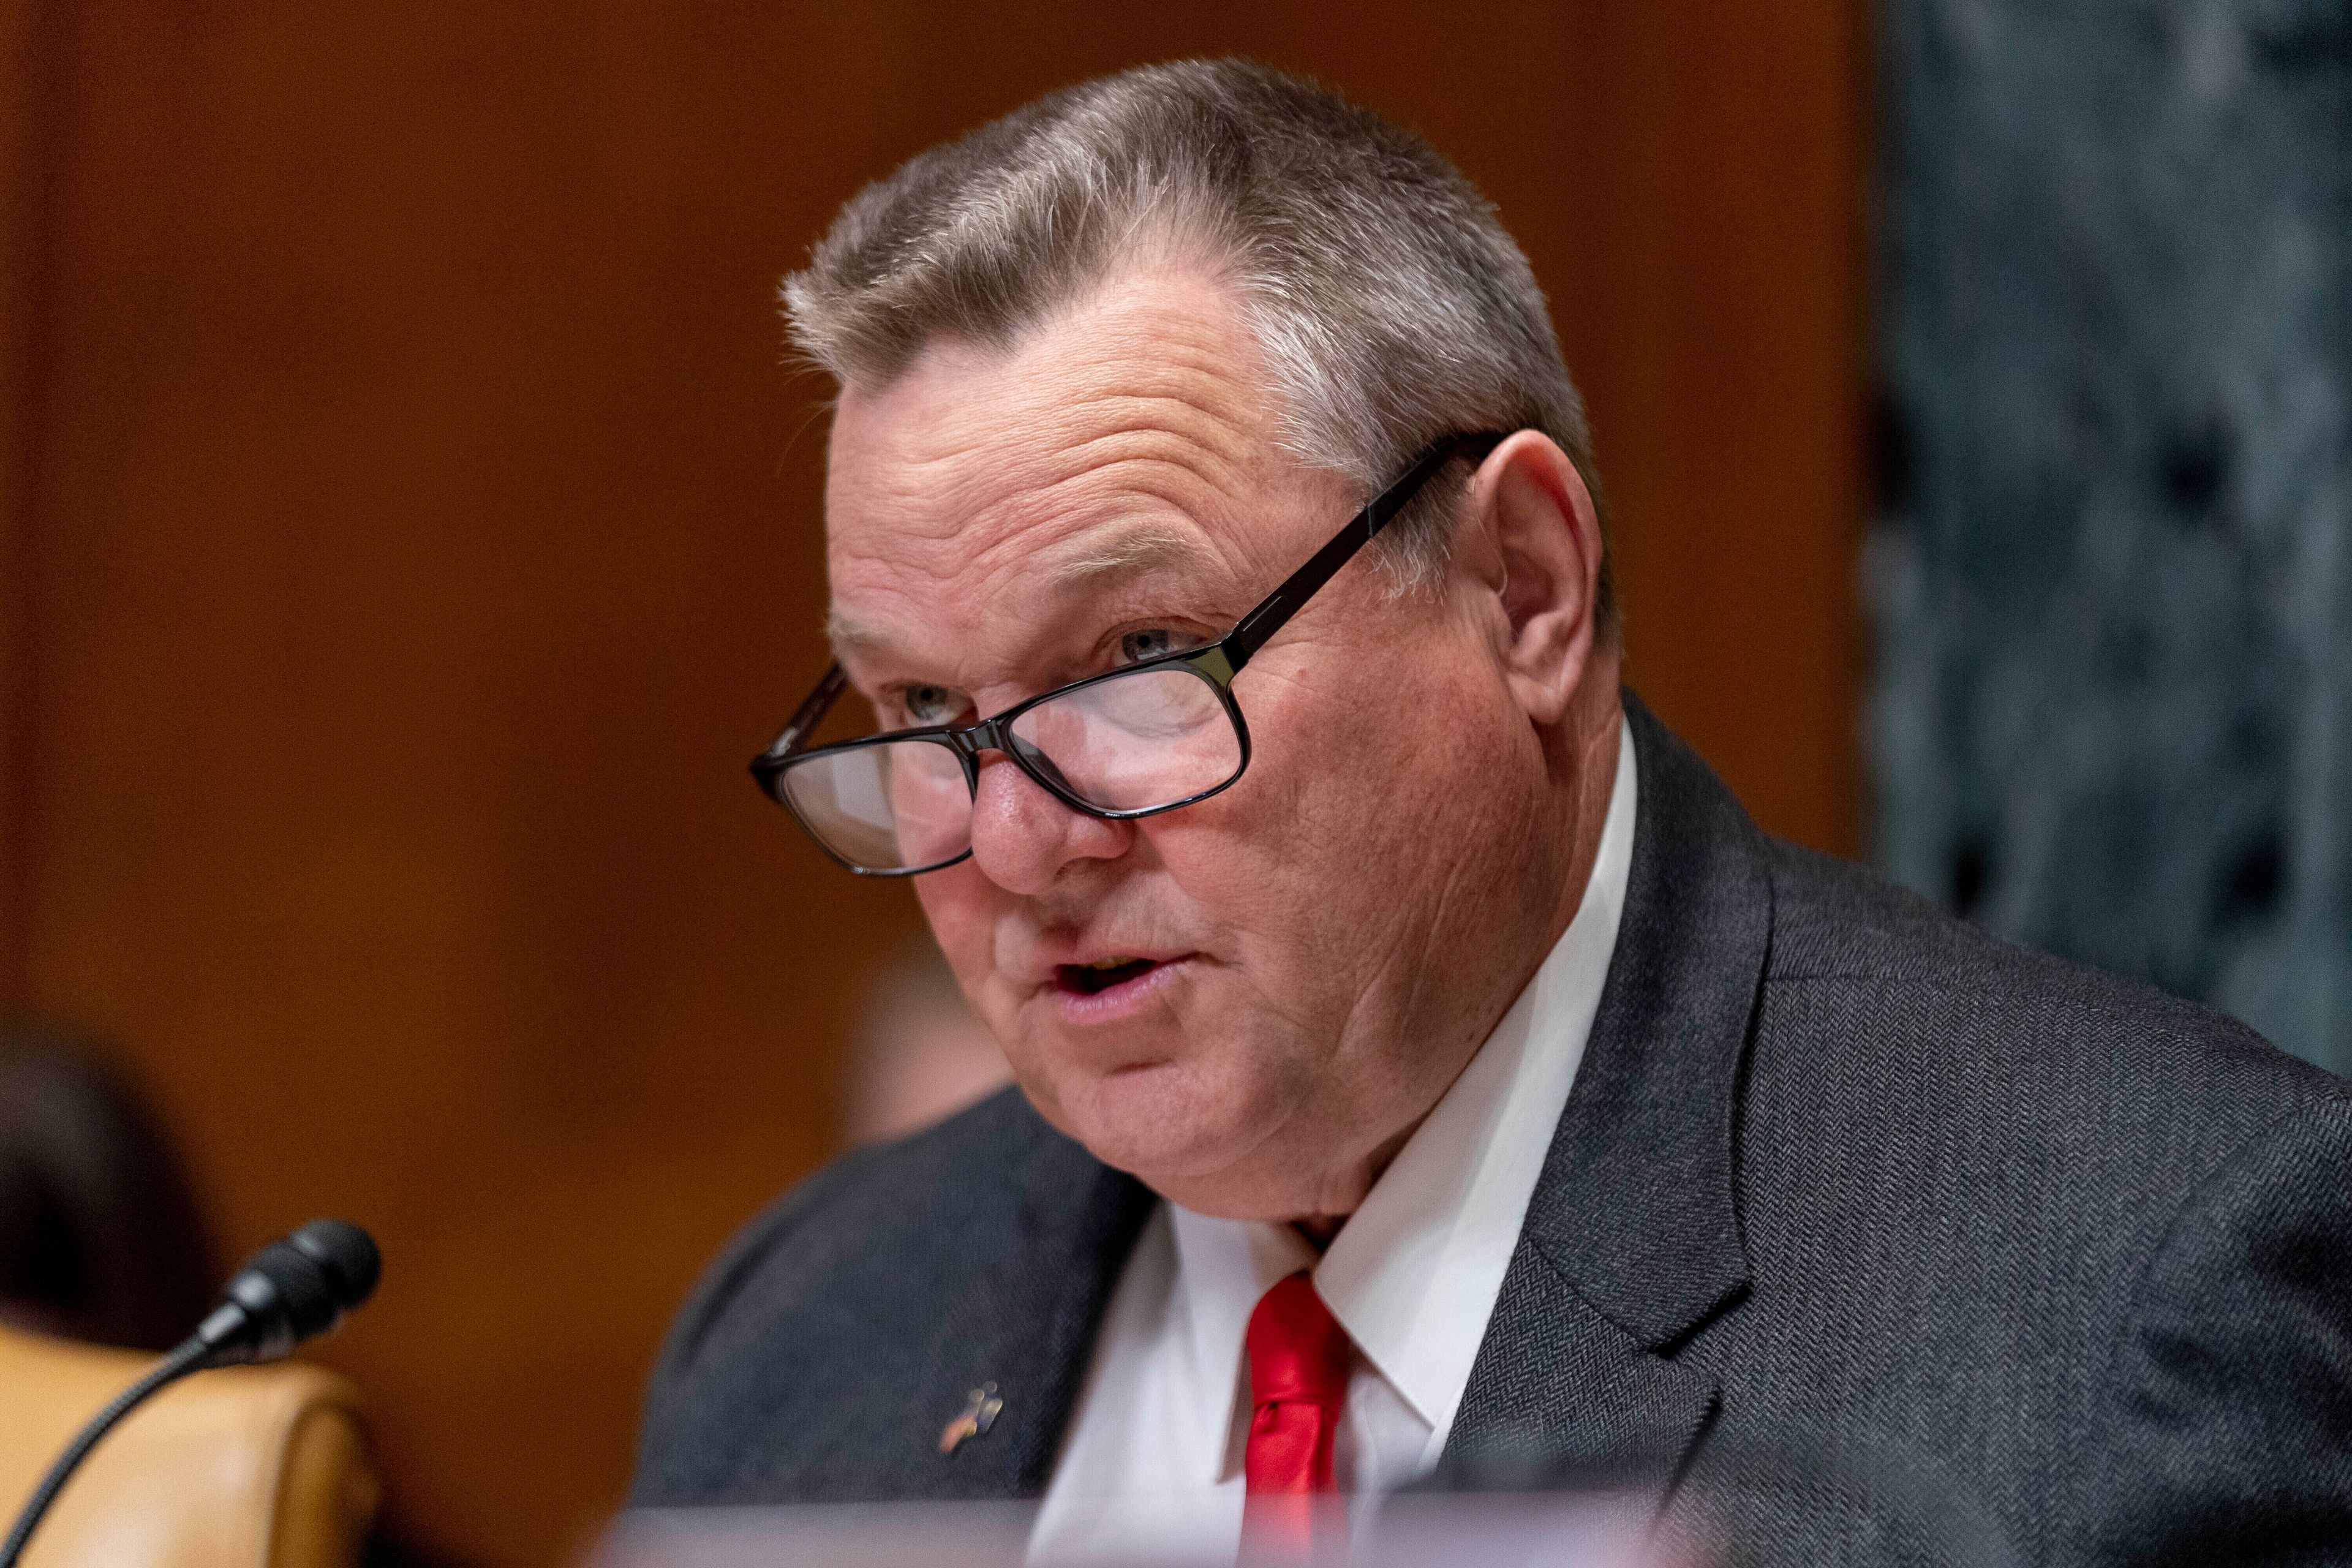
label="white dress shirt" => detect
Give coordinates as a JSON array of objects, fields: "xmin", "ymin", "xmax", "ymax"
[{"xmin": 1030, "ymin": 721, "xmax": 1638, "ymax": 1564}]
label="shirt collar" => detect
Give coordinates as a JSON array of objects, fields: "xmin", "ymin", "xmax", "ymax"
[{"xmin": 1169, "ymin": 717, "xmax": 1640, "ymax": 1449}]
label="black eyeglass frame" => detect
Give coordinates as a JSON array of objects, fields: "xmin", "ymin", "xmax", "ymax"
[{"xmin": 752, "ymin": 430, "xmax": 1509, "ymax": 875}]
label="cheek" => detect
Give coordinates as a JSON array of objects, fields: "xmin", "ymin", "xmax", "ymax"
[
  {"xmin": 913, "ymin": 871, "xmax": 1001, "ymax": 1003},
  {"xmin": 1257, "ymin": 628, "xmax": 1501, "ymax": 835},
  {"xmin": 1150, "ymin": 628, "xmax": 1508, "ymax": 963}
]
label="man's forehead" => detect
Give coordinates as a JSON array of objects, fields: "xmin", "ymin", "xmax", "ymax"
[
  {"xmin": 820, "ymin": 268, "xmax": 1306, "ymax": 666},
  {"xmin": 826, "ymin": 271, "xmax": 1272, "ymax": 502}
]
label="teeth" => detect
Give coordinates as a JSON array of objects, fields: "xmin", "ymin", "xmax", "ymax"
[{"xmin": 1084, "ymin": 956, "xmax": 1140, "ymax": 970}]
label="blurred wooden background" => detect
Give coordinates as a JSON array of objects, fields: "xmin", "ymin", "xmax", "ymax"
[{"xmin": 0, "ymin": 3, "xmax": 1864, "ymax": 1563}]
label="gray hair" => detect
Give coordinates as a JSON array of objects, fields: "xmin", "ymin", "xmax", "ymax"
[{"xmin": 783, "ymin": 58, "xmax": 1613, "ymax": 622}]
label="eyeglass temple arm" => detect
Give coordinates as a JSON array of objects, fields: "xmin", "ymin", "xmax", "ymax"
[
  {"xmin": 1219, "ymin": 433, "xmax": 1504, "ymax": 671},
  {"xmin": 761, "ymin": 662, "xmax": 849, "ymax": 761}
]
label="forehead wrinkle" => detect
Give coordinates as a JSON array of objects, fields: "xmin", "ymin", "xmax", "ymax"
[
  {"xmin": 832, "ymin": 400, "xmax": 1254, "ymax": 584},
  {"xmin": 1046, "ymin": 399, "xmax": 1261, "ymax": 488},
  {"xmin": 830, "ymin": 279, "xmax": 1278, "ymax": 536},
  {"xmin": 900, "ymin": 410, "xmax": 1255, "ymax": 581},
  {"xmin": 875, "ymin": 391, "xmax": 1262, "ymax": 515},
  {"xmin": 861, "ymin": 309, "xmax": 1269, "ymax": 475}
]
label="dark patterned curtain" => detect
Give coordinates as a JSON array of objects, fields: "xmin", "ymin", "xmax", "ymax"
[{"xmin": 1873, "ymin": 0, "xmax": 2351, "ymax": 1076}]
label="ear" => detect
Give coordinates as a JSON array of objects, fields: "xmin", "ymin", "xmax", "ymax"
[{"xmin": 1458, "ymin": 432, "xmax": 1604, "ymax": 728}]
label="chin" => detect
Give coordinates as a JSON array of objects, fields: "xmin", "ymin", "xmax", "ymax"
[{"xmin": 1027, "ymin": 1046, "xmax": 1284, "ymax": 1192}]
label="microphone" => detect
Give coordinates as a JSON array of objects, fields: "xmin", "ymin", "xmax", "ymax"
[
  {"xmin": 198, "ymin": 1218, "xmax": 382, "ymax": 1363},
  {"xmin": 0, "ymin": 1219, "xmax": 381, "ymax": 1568}
]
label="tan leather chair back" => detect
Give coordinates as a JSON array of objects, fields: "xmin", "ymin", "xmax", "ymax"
[{"xmin": 0, "ymin": 1323, "xmax": 378, "ymax": 1568}]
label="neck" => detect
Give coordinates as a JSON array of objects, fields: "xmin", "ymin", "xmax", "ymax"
[{"xmin": 1292, "ymin": 1215, "xmax": 1344, "ymax": 1250}]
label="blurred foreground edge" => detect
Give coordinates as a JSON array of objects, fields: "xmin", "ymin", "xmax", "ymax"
[
  {"xmin": 595, "ymin": 1439, "xmax": 2027, "ymax": 1568},
  {"xmin": 592, "ymin": 1492, "xmax": 1680, "ymax": 1568}
]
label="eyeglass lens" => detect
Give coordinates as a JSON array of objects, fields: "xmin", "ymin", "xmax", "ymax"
[{"xmin": 779, "ymin": 662, "xmax": 1243, "ymax": 871}]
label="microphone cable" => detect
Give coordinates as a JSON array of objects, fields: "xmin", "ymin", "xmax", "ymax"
[
  {"xmin": 0, "ymin": 1218, "xmax": 380, "ymax": 1568},
  {"xmin": 0, "ymin": 1335, "xmax": 214, "ymax": 1567}
]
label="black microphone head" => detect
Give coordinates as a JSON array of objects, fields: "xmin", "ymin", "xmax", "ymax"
[
  {"xmin": 289, "ymin": 1219, "xmax": 381, "ymax": 1310},
  {"xmin": 199, "ymin": 1218, "xmax": 380, "ymax": 1363}
]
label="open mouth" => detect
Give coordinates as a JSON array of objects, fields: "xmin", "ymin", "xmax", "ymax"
[{"xmin": 1056, "ymin": 957, "xmax": 1164, "ymax": 996}]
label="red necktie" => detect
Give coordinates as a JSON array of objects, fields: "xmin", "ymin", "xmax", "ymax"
[{"xmin": 1242, "ymin": 1270, "xmax": 1352, "ymax": 1555}]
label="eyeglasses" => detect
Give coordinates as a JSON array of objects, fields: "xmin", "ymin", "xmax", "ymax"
[{"xmin": 752, "ymin": 431, "xmax": 1506, "ymax": 875}]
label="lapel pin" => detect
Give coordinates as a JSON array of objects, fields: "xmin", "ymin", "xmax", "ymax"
[{"xmin": 938, "ymin": 1382, "xmax": 1003, "ymax": 1457}]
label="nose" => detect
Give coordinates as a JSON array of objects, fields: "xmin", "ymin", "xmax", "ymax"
[{"xmin": 966, "ymin": 752, "xmax": 1133, "ymax": 894}]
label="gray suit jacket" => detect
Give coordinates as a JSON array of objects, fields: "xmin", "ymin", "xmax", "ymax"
[{"xmin": 633, "ymin": 696, "xmax": 2352, "ymax": 1565}]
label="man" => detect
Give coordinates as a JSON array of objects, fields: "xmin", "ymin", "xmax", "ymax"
[{"xmin": 633, "ymin": 61, "xmax": 2352, "ymax": 1564}]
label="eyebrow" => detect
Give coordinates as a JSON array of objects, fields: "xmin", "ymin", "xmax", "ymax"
[
  {"xmin": 1031, "ymin": 521, "xmax": 1221, "ymax": 590},
  {"xmin": 825, "ymin": 520, "xmax": 1226, "ymax": 662},
  {"xmin": 823, "ymin": 606, "xmax": 892, "ymax": 659}
]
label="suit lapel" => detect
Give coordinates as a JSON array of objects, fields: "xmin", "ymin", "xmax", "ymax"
[
  {"xmin": 910, "ymin": 1122, "xmax": 1156, "ymax": 1498},
  {"xmin": 1452, "ymin": 1234, "xmax": 1722, "ymax": 1478},
  {"xmin": 1447, "ymin": 693, "xmax": 1765, "ymax": 1479}
]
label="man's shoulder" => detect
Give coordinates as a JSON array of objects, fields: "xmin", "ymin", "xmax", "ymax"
[
  {"xmin": 1751, "ymin": 832, "xmax": 2346, "ymax": 1184},
  {"xmin": 652, "ymin": 1088, "xmax": 1060, "ymax": 1381},
  {"xmin": 1713, "ymin": 835, "xmax": 2352, "ymax": 1553},
  {"xmin": 633, "ymin": 1087, "xmax": 1147, "ymax": 1505}
]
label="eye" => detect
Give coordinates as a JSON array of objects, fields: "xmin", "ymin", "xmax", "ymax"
[
  {"xmin": 901, "ymin": 684, "xmax": 964, "ymax": 726},
  {"xmin": 1118, "ymin": 628, "xmax": 1177, "ymax": 665}
]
